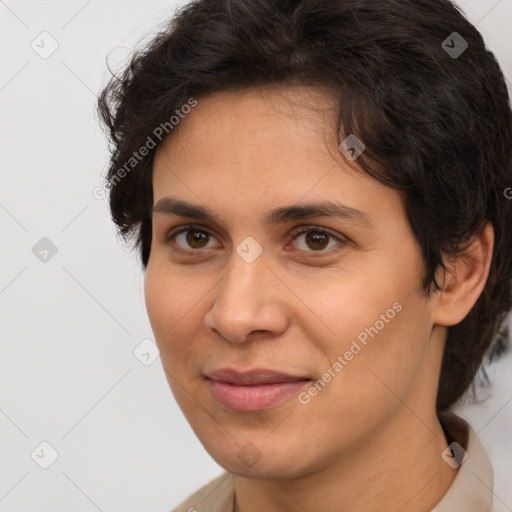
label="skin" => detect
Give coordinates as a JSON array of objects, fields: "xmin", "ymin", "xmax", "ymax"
[{"xmin": 144, "ymin": 85, "xmax": 494, "ymax": 512}]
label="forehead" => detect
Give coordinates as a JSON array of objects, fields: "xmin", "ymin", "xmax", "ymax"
[
  {"xmin": 151, "ymin": 86, "xmax": 406, "ymax": 229},
  {"xmin": 154, "ymin": 85, "xmax": 340, "ymax": 173}
]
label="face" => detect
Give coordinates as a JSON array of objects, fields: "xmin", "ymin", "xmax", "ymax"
[{"xmin": 145, "ymin": 86, "xmax": 444, "ymax": 479}]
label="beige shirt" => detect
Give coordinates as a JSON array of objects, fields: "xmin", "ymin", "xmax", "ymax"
[{"xmin": 170, "ymin": 418, "xmax": 494, "ymax": 512}]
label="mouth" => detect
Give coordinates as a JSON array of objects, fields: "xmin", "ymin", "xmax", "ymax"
[{"xmin": 205, "ymin": 368, "xmax": 313, "ymax": 411}]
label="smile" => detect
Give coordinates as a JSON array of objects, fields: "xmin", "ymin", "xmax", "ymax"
[{"xmin": 205, "ymin": 368, "xmax": 312, "ymax": 411}]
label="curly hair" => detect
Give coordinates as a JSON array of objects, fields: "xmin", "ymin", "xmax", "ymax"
[{"xmin": 97, "ymin": 0, "xmax": 512, "ymax": 413}]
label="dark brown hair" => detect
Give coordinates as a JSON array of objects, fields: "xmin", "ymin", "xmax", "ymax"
[{"xmin": 97, "ymin": 0, "xmax": 512, "ymax": 413}]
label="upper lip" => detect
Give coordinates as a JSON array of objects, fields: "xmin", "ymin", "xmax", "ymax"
[{"xmin": 206, "ymin": 368, "xmax": 311, "ymax": 386}]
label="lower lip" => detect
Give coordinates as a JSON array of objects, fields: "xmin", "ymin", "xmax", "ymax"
[{"xmin": 207, "ymin": 379, "xmax": 310, "ymax": 411}]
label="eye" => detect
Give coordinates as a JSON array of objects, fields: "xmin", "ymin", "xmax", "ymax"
[
  {"xmin": 165, "ymin": 224, "xmax": 221, "ymax": 253},
  {"xmin": 164, "ymin": 224, "xmax": 346, "ymax": 256},
  {"xmin": 287, "ymin": 226, "xmax": 346, "ymax": 254}
]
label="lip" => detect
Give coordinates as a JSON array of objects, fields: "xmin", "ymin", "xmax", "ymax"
[{"xmin": 205, "ymin": 368, "xmax": 312, "ymax": 411}]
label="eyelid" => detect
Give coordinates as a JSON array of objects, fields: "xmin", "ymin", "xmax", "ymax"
[
  {"xmin": 289, "ymin": 224, "xmax": 345, "ymax": 242},
  {"xmin": 164, "ymin": 223, "xmax": 220, "ymax": 244}
]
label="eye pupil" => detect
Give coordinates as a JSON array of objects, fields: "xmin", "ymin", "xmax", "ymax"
[
  {"xmin": 306, "ymin": 232, "xmax": 329, "ymax": 251},
  {"xmin": 186, "ymin": 230, "xmax": 209, "ymax": 248}
]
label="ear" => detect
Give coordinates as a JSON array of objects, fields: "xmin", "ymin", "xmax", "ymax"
[{"xmin": 432, "ymin": 222, "xmax": 494, "ymax": 327}]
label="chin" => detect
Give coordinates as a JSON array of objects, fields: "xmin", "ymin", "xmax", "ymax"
[{"xmin": 201, "ymin": 436, "xmax": 317, "ymax": 480}]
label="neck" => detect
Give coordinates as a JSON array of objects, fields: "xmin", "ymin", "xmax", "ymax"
[{"xmin": 234, "ymin": 411, "xmax": 463, "ymax": 512}]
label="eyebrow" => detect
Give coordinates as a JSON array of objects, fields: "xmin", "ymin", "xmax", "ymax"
[{"xmin": 151, "ymin": 197, "xmax": 373, "ymax": 228}]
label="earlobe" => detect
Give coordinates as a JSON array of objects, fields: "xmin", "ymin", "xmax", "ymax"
[{"xmin": 433, "ymin": 222, "xmax": 494, "ymax": 327}]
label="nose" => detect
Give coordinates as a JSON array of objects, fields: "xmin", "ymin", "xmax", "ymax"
[{"xmin": 203, "ymin": 251, "xmax": 289, "ymax": 344}]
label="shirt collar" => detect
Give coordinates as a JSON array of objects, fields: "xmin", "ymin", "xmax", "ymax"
[{"xmin": 431, "ymin": 413, "xmax": 494, "ymax": 511}]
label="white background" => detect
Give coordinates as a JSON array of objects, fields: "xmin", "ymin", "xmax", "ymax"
[{"xmin": 1, "ymin": 1, "xmax": 511, "ymax": 510}]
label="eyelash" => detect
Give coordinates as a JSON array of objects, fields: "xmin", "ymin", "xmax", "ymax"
[{"xmin": 164, "ymin": 223, "xmax": 346, "ymax": 256}]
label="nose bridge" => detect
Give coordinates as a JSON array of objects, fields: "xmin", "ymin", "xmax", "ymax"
[
  {"xmin": 221, "ymin": 232, "xmax": 271, "ymax": 298},
  {"xmin": 205, "ymin": 247, "xmax": 287, "ymax": 342},
  {"xmin": 219, "ymin": 248, "xmax": 271, "ymax": 315}
]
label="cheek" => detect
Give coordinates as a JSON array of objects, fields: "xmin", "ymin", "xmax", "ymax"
[
  {"xmin": 337, "ymin": 298, "xmax": 430, "ymax": 408},
  {"xmin": 144, "ymin": 264, "xmax": 185, "ymax": 353},
  {"xmin": 313, "ymin": 275, "xmax": 430, "ymax": 397},
  {"xmin": 143, "ymin": 264, "xmax": 207, "ymax": 366},
  {"xmin": 307, "ymin": 277, "xmax": 401, "ymax": 356},
  {"xmin": 144, "ymin": 264, "xmax": 169, "ymax": 337}
]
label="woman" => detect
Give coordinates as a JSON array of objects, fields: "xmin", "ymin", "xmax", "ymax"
[{"xmin": 97, "ymin": 0, "xmax": 512, "ymax": 510}]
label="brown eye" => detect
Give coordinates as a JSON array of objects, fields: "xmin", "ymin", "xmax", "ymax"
[
  {"xmin": 290, "ymin": 227, "xmax": 346, "ymax": 254},
  {"xmin": 304, "ymin": 231, "xmax": 330, "ymax": 251},
  {"xmin": 165, "ymin": 225, "xmax": 221, "ymax": 252},
  {"xmin": 185, "ymin": 230, "xmax": 210, "ymax": 248}
]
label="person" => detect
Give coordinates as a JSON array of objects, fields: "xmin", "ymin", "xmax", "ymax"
[{"xmin": 96, "ymin": 0, "xmax": 512, "ymax": 510}]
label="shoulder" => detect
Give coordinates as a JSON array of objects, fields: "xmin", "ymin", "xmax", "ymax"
[{"xmin": 169, "ymin": 472, "xmax": 236, "ymax": 512}]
